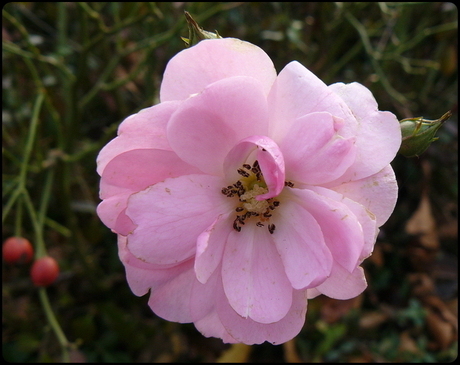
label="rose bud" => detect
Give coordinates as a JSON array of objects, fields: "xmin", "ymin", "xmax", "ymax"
[
  {"xmin": 399, "ymin": 111, "xmax": 451, "ymax": 158},
  {"xmin": 181, "ymin": 11, "xmax": 222, "ymax": 47}
]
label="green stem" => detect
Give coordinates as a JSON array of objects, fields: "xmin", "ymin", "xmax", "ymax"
[
  {"xmin": 344, "ymin": 10, "xmax": 408, "ymax": 105},
  {"xmin": 38, "ymin": 288, "xmax": 70, "ymax": 362},
  {"xmin": 22, "ymin": 190, "xmax": 45, "ymax": 259},
  {"xmin": 20, "ymin": 92, "xmax": 44, "ymax": 177},
  {"xmin": 3, "ymin": 92, "xmax": 44, "ymax": 224},
  {"xmin": 2, "ymin": 42, "xmax": 75, "ymax": 82},
  {"xmin": 13, "ymin": 82, "xmax": 71, "ymax": 363},
  {"xmin": 38, "ymin": 168, "xmax": 55, "ymax": 236}
]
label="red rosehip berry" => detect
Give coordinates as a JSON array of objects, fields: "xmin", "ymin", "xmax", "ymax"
[
  {"xmin": 2, "ymin": 237, "xmax": 34, "ymax": 264},
  {"xmin": 30, "ymin": 256, "xmax": 59, "ymax": 287}
]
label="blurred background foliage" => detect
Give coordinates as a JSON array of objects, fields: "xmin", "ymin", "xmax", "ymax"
[{"xmin": 2, "ymin": 2, "xmax": 457, "ymax": 362}]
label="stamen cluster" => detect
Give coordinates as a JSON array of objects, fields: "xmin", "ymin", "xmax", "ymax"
[{"xmin": 221, "ymin": 160, "xmax": 279, "ymax": 234}]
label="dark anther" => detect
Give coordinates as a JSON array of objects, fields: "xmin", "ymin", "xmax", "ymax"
[
  {"xmin": 237, "ymin": 169, "xmax": 250, "ymax": 178},
  {"xmin": 268, "ymin": 224, "xmax": 276, "ymax": 234},
  {"xmin": 233, "ymin": 219, "xmax": 242, "ymax": 232}
]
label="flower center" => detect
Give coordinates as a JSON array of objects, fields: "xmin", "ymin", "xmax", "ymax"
[{"xmin": 221, "ymin": 160, "xmax": 280, "ymax": 234}]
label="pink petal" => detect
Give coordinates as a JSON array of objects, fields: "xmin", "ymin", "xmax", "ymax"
[
  {"xmin": 223, "ymin": 135, "xmax": 285, "ymax": 199},
  {"xmin": 255, "ymin": 139, "xmax": 286, "ymax": 200},
  {"xmin": 96, "ymin": 101, "xmax": 180, "ymax": 176},
  {"xmin": 289, "ymin": 187, "xmax": 365, "ymax": 273},
  {"xmin": 167, "ymin": 76, "xmax": 269, "ymax": 176},
  {"xmin": 97, "ymin": 195, "xmax": 135, "ymax": 235},
  {"xmin": 340, "ymin": 199, "xmax": 378, "ymax": 261},
  {"xmin": 192, "ymin": 270, "xmax": 303, "ymax": 345},
  {"xmin": 194, "ymin": 311, "xmax": 238, "ymax": 343},
  {"xmin": 118, "ymin": 235, "xmax": 193, "ymax": 297},
  {"xmin": 125, "ymin": 174, "xmax": 233, "ymax": 265},
  {"xmin": 328, "ymin": 82, "xmax": 401, "ymax": 181},
  {"xmin": 316, "ymin": 264, "xmax": 368, "ymax": 300},
  {"xmin": 332, "ymin": 164, "xmax": 398, "ymax": 226},
  {"xmin": 147, "ymin": 262, "xmax": 197, "ymax": 323},
  {"xmin": 217, "ymin": 288, "xmax": 309, "ymax": 345},
  {"xmin": 195, "ymin": 213, "xmax": 232, "ymax": 284},
  {"xmin": 189, "ymin": 268, "xmax": 239, "ymax": 343},
  {"xmin": 189, "ymin": 266, "xmax": 222, "ymax": 322},
  {"xmin": 118, "ymin": 236, "xmax": 196, "ymax": 323},
  {"xmin": 191, "ymin": 266, "xmax": 308, "ymax": 344},
  {"xmin": 280, "ymin": 112, "xmax": 356, "ymax": 185},
  {"xmin": 99, "ymin": 149, "xmax": 201, "ymax": 199},
  {"xmin": 160, "ymin": 38, "xmax": 277, "ymax": 102},
  {"xmin": 98, "ymin": 149, "xmax": 201, "ymax": 234},
  {"xmin": 272, "ymin": 198, "xmax": 333, "ymax": 289},
  {"xmin": 307, "ymin": 185, "xmax": 379, "ymax": 261},
  {"xmin": 267, "ymin": 61, "xmax": 356, "ymax": 143},
  {"xmin": 306, "ymin": 288, "xmax": 321, "ymax": 299},
  {"xmin": 222, "ymin": 226, "xmax": 293, "ymax": 324}
]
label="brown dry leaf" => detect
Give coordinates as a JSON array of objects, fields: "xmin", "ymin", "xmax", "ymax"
[
  {"xmin": 216, "ymin": 343, "xmax": 252, "ymax": 363},
  {"xmin": 446, "ymin": 298, "xmax": 458, "ymax": 318},
  {"xmin": 424, "ymin": 295, "xmax": 458, "ymax": 331},
  {"xmin": 359, "ymin": 310, "xmax": 390, "ymax": 330},
  {"xmin": 398, "ymin": 330, "xmax": 421, "ymax": 355},
  {"xmin": 432, "ymin": 253, "xmax": 458, "ymax": 300},
  {"xmin": 409, "ymin": 273, "xmax": 458, "ymax": 351},
  {"xmin": 426, "ymin": 306, "xmax": 457, "ymax": 351},
  {"xmin": 405, "ymin": 189, "xmax": 439, "ymax": 251},
  {"xmin": 437, "ymin": 201, "xmax": 458, "ymax": 240},
  {"xmin": 408, "ymin": 273, "xmax": 436, "ymax": 297}
]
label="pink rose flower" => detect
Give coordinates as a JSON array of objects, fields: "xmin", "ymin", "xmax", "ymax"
[{"xmin": 96, "ymin": 38, "xmax": 401, "ymax": 345}]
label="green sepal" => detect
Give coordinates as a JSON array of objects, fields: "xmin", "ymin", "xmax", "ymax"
[{"xmin": 182, "ymin": 11, "xmax": 222, "ymax": 48}]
